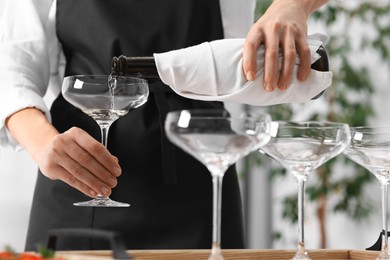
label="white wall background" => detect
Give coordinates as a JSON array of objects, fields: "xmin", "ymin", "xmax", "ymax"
[
  {"xmin": 1, "ymin": 0, "xmax": 390, "ymax": 253},
  {"xmin": 0, "ymin": 149, "xmax": 36, "ymax": 252}
]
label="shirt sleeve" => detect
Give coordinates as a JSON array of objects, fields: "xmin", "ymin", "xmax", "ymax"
[{"xmin": 0, "ymin": 0, "xmax": 52, "ymax": 149}]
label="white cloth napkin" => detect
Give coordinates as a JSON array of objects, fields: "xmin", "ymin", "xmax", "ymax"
[{"xmin": 154, "ymin": 33, "xmax": 332, "ymax": 106}]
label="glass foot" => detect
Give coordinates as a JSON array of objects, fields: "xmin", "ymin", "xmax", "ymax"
[
  {"xmin": 73, "ymin": 196, "xmax": 130, "ymax": 207},
  {"xmin": 377, "ymin": 250, "xmax": 390, "ymax": 260},
  {"xmin": 292, "ymin": 243, "xmax": 311, "ymax": 260},
  {"xmin": 208, "ymin": 243, "xmax": 224, "ymax": 260},
  {"xmin": 208, "ymin": 255, "xmax": 224, "ymax": 260},
  {"xmin": 292, "ymin": 254, "xmax": 311, "ymax": 260}
]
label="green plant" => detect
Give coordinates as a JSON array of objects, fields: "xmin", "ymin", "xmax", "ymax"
[{"xmin": 246, "ymin": 0, "xmax": 390, "ymax": 248}]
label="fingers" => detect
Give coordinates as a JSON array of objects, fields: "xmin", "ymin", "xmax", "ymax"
[
  {"xmin": 53, "ymin": 165, "xmax": 101, "ymax": 198},
  {"xmin": 243, "ymin": 28, "xmax": 263, "ymax": 81},
  {"xmin": 244, "ymin": 23, "xmax": 309, "ymax": 92},
  {"xmin": 71, "ymin": 127, "xmax": 122, "ymax": 178},
  {"xmin": 59, "ymin": 152, "xmax": 115, "ymax": 197},
  {"xmin": 263, "ymin": 32, "xmax": 280, "ymax": 92},
  {"xmin": 243, "ymin": 23, "xmax": 282, "ymax": 92},
  {"xmin": 39, "ymin": 127, "xmax": 122, "ymax": 198},
  {"xmin": 278, "ymin": 30, "xmax": 297, "ymax": 90},
  {"xmin": 243, "ymin": 0, "xmax": 311, "ymax": 92},
  {"xmin": 296, "ymin": 36, "xmax": 312, "ymax": 82}
]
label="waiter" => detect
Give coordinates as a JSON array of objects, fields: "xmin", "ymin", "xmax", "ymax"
[{"xmin": 0, "ymin": 0, "xmax": 329, "ymax": 250}]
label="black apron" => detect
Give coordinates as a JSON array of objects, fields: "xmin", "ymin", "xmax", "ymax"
[{"xmin": 25, "ymin": 0, "xmax": 244, "ymax": 251}]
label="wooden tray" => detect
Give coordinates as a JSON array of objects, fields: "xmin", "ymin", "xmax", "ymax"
[{"xmin": 56, "ymin": 249, "xmax": 379, "ymax": 260}]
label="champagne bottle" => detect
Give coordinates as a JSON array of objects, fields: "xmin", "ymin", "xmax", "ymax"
[
  {"xmin": 111, "ymin": 47, "xmax": 328, "ymax": 98},
  {"xmin": 111, "ymin": 55, "xmax": 160, "ymax": 82},
  {"xmin": 311, "ymin": 46, "xmax": 328, "ymax": 99}
]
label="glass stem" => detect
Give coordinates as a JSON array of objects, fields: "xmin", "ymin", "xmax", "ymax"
[
  {"xmin": 295, "ymin": 172, "xmax": 309, "ymax": 258},
  {"xmin": 381, "ymin": 183, "xmax": 389, "ymax": 256},
  {"xmin": 97, "ymin": 122, "xmax": 112, "ymax": 199},
  {"xmin": 100, "ymin": 123, "xmax": 112, "ymax": 148},
  {"xmin": 210, "ymin": 172, "xmax": 224, "ymax": 259}
]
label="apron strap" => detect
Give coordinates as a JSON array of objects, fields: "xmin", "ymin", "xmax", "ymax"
[{"xmin": 152, "ymin": 85, "xmax": 177, "ymax": 184}]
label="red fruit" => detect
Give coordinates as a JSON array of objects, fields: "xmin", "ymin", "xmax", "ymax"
[
  {"xmin": 17, "ymin": 253, "xmax": 42, "ymax": 260},
  {"xmin": 0, "ymin": 251, "xmax": 15, "ymax": 260}
]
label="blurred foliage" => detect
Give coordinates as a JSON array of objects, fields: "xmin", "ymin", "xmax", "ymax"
[{"xmin": 243, "ymin": 0, "xmax": 390, "ymax": 246}]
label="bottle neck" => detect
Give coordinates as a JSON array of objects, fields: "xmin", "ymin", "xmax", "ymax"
[{"xmin": 111, "ymin": 55, "xmax": 160, "ymax": 82}]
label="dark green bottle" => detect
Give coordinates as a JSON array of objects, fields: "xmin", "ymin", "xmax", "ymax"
[{"xmin": 111, "ymin": 56, "xmax": 159, "ymax": 82}]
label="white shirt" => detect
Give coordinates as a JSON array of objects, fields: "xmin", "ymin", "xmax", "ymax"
[{"xmin": 0, "ymin": 0, "xmax": 256, "ymax": 149}]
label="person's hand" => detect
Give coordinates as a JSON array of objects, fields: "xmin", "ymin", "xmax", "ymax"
[
  {"xmin": 243, "ymin": 0, "xmax": 312, "ymax": 92},
  {"xmin": 36, "ymin": 127, "xmax": 121, "ymax": 198}
]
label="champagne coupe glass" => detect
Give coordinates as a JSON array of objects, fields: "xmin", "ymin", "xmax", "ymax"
[
  {"xmin": 343, "ymin": 127, "xmax": 390, "ymax": 260},
  {"xmin": 62, "ymin": 75, "xmax": 149, "ymax": 207},
  {"xmin": 260, "ymin": 121, "xmax": 351, "ymax": 260},
  {"xmin": 165, "ymin": 109, "xmax": 273, "ymax": 260}
]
